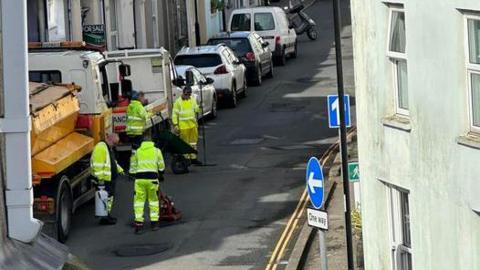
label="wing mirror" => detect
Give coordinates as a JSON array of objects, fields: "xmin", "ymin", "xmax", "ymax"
[
  {"xmin": 205, "ymin": 77, "xmax": 214, "ymax": 84},
  {"xmin": 185, "ymin": 70, "xmax": 195, "ymax": 86},
  {"xmin": 119, "ymin": 64, "xmax": 131, "ymax": 77},
  {"xmin": 173, "ymin": 76, "xmax": 186, "ymax": 86}
]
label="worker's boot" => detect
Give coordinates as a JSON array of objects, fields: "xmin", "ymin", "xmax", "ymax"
[
  {"xmin": 151, "ymin": 221, "xmax": 160, "ymax": 231},
  {"xmin": 99, "ymin": 215, "xmax": 117, "ymax": 225},
  {"xmin": 134, "ymin": 222, "xmax": 144, "ymax": 234}
]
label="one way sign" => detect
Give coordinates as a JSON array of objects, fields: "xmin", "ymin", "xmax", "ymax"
[
  {"xmin": 306, "ymin": 157, "xmax": 324, "ymax": 209},
  {"xmin": 327, "ymin": 95, "xmax": 351, "ymax": 128}
]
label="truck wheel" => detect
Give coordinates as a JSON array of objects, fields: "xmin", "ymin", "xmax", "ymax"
[
  {"xmin": 57, "ymin": 178, "xmax": 72, "ymax": 243},
  {"xmin": 171, "ymin": 154, "xmax": 189, "ymax": 174}
]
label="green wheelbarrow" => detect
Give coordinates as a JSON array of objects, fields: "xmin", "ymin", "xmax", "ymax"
[{"xmin": 152, "ymin": 123, "xmax": 197, "ymax": 174}]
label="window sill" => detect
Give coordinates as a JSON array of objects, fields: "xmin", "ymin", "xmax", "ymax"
[
  {"xmin": 382, "ymin": 115, "xmax": 411, "ymax": 132},
  {"xmin": 456, "ymin": 133, "xmax": 480, "ymax": 150}
]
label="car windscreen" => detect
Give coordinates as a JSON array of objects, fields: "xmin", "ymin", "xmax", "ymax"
[
  {"xmin": 231, "ymin": 13, "xmax": 251, "ymax": 31},
  {"xmin": 174, "ymin": 54, "xmax": 222, "ymax": 68},
  {"xmin": 207, "ymin": 38, "xmax": 252, "ymax": 57},
  {"xmin": 254, "ymin": 13, "xmax": 275, "ymax": 31}
]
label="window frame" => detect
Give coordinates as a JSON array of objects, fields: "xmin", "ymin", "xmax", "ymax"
[
  {"xmin": 386, "ymin": 184, "xmax": 413, "ymax": 270},
  {"xmin": 386, "ymin": 6, "xmax": 409, "ymax": 116},
  {"xmin": 464, "ymin": 14, "xmax": 480, "ymax": 133}
]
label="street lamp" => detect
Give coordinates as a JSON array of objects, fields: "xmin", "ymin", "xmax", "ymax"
[{"xmin": 194, "ymin": 0, "xmax": 201, "ymax": 46}]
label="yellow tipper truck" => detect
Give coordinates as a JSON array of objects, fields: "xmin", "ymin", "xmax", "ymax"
[{"xmin": 30, "ymin": 82, "xmax": 99, "ymax": 243}]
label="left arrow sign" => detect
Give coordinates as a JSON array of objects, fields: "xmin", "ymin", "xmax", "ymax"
[{"xmin": 308, "ymin": 172, "xmax": 323, "ymax": 194}]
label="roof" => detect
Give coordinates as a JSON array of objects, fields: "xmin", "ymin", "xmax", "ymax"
[
  {"xmin": 210, "ymin": 31, "xmax": 251, "ymax": 39},
  {"xmin": 230, "ymin": 6, "xmax": 283, "ymax": 13},
  {"xmin": 176, "ymin": 45, "xmax": 225, "ymax": 56}
]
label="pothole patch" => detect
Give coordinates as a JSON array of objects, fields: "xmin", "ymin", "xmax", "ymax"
[
  {"xmin": 114, "ymin": 243, "xmax": 172, "ymax": 257},
  {"xmin": 269, "ymin": 102, "xmax": 304, "ymax": 112}
]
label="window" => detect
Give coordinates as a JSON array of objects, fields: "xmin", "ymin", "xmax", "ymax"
[
  {"xmin": 386, "ymin": 184, "xmax": 412, "ymax": 270},
  {"xmin": 231, "ymin": 13, "xmax": 251, "ymax": 31},
  {"xmin": 174, "ymin": 54, "xmax": 223, "ymax": 68},
  {"xmin": 254, "ymin": 13, "xmax": 275, "ymax": 31},
  {"xmin": 465, "ymin": 16, "xmax": 480, "ymax": 132},
  {"xmin": 29, "ymin": 70, "xmax": 62, "ymax": 83},
  {"xmin": 387, "ymin": 7, "xmax": 408, "ymax": 115},
  {"xmin": 207, "ymin": 38, "xmax": 252, "ymax": 57}
]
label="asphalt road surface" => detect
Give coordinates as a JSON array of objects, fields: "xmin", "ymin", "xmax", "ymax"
[{"xmin": 66, "ymin": 0, "xmax": 353, "ymax": 269}]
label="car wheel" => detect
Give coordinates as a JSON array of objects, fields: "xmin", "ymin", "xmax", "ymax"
[
  {"xmin": 57, "ymin": 177, "xmax": 72, "ymax": 243},
  {"xmin": 266, "ymin": 60, "xmax": 274, "ymax": 78},
  {"xmin": 278, "ymin": 47, "xmax": 286, "ymax": 66},
  {"xmin": 229, "ymin": 83, "xmax": 237, "ymax": 108},
  {"xmin": 208, "ymin": 96, "xmax": 217, "ymax": 119},
  {"xmin": 239, "ymin": 77, "xmax": 247, "ymax": 98},
  {"xmin": 291, "ymin": 42, "xmax": 298, "ymax": 58},
  {"xmin": 253, "ymin": 65, "xmax": 262, "ymax": 86}
]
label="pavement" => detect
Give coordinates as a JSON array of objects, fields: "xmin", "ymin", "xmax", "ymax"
[{"xmin": 61, "ymin": 0, "xmax": 356, "ymax": 269}]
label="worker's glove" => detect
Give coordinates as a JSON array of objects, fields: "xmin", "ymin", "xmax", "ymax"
[{"xmin": 173, "ymin": 125, "xmax": 179, "ymax": 134}]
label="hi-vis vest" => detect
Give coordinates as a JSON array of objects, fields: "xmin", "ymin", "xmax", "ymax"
[
  {"xmin": 130, "ymin": 141, "xmax": 165, "ymax": 180},
  {"xmin": 126, "ymin": 100, "xmax": 149, "ymax": 136},
  {"xmin": 90, "ymin": 141, "xmax": 123, "ymax": 182},
  {"xmin": 172, "ymin": 97, "xmax": 200, "ymax": 130}
]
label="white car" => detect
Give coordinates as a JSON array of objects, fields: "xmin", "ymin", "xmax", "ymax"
[
  {"xmin": 228, "ymin": 6, "xmax": 297, "ymax": 66},
  {"xmin": 174, "ymin": 44, "xmax": 247, "ymax": 108},
  {"xmin": 173, "ymin": 65, "xmax": 217, "ymax": 119}
]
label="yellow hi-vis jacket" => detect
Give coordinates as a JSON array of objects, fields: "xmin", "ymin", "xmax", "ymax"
[
  {"xmin": 130, "ymin": 141, "xmax": 165, "ymax": 179},
  {"xmin": 90, "ymin": 141, "xmax": 123, "ymax": 182},
  {"xmin": 126, "ymin": 100, "xmax": 151, "ymax": 136},
  {"xmin": 172, "ymin": 97, "xmax": 200, "ymax": 130}
]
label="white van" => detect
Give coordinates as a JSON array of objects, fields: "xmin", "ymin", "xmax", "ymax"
[{"xmin": 228, "ymin": 7, "xmax": 297, "ymax": 66}]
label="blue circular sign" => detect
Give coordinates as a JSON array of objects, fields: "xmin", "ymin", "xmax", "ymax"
[{"xmin": 306, "ymin": 157, "xmax": 324, "ymax": 209}]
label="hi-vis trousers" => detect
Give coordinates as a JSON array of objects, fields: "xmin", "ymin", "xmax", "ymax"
[
  {"xmin": 133, "ymin": 179, "xmax": 159, "ymax": 223},
  {"xmin": 179, "ymin": 127, "xmax": 198, "ymax": 160}
]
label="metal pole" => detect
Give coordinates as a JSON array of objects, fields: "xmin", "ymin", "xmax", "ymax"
[
  {"xmin": 319, "ymin": 229, "xmax": 328, "ymax": 270},
  {"xmin": 332, "ymin": 0, "xmax": 354, "ymax": 269},
  {"xmin": 194, "ymin": 0, "xmax": 201, "ymax": 46},
  {"xmin": 199, "ymin": 84, "xmax": 207, "ymax": 164}
]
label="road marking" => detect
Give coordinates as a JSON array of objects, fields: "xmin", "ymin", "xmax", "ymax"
[{"xmin": 265, "ymin": 128, "xmax": 356, "ymax": 270}]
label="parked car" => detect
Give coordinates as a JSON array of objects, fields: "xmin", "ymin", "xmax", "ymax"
[
  {"xmin": 228, "ymin": 6, "xmax": 297, "ymax": 66},
  {"xmin": 207, "ymin": 31, "xmax": 273, "ymax": 86},
  {"xmin": 173, "ymin": 65, "xmax": 217, "ymax": 119},
  {"xmin": 174, "ymin": 44, "xmax": 247, "ymax": 108}
]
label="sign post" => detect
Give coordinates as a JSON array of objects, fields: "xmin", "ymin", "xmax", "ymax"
[{"xmin": 306, "ymin": 157, "xmax": 328, "ymax": 270}]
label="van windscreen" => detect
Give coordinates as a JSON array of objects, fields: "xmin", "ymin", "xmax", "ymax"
[
  {"xmin": 174, "ymin": 54, "xmax": 222, "ymax": 68},
  {"xmin": 231, "ymin": 13, "xmax": 251, "ymax": 31},
  {"xmin": 254, "ymin": 13, "xmax": 275, "ymax": 31}
]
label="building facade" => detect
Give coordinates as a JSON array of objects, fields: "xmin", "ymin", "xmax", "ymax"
[{"xmin": 351, "ymin": 0, "xmax": 480, "ymax": 269}]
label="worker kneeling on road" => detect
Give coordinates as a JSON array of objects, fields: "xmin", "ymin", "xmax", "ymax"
[
  {"xmin": 172, "ymin": 86, "xmax": 202, "ymax": 165},
  {"xmin": 126, "ymin": 91, "xmax": 151, "ymax": 150},
  {"xmin": 90, "ymin": 133, "xmax": 124, "ymax": 225},
  {"xmin": 130, "ymin": 140, "xmax": 165, "ymax": 234}
]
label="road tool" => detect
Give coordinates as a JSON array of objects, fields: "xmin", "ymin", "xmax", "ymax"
[{"xmin": 286, "ymin": 1, "xmax": 318, "ymax": 40}]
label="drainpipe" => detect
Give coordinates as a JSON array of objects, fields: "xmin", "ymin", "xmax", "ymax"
[
  {"xmin": 1, "ymin": 0, "xmax": 42, "ymax": 243},
  {"xmin": 151, "ymin": 0, "xmax": 159, "ymax": 48}
]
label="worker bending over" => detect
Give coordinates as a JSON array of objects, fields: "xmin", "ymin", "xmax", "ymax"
[
  {"xmin": 126, "ymin": 91, "xmax": 151, "ymax": 149},
  {"xmin": 130, "ymin": 140, "xmax": 165, "ymax": 233},
  {"xmin": 90, "ymin": 133, "xmax": 123, "ymax": 225},
  {"xmin": 172, "ymin": 86, "xmax": 202, "ymax": 165}
]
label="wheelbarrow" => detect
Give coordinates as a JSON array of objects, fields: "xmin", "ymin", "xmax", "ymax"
[{"xmin": 150, "ymin": 117, "xmax": 197, "ymax": 174}]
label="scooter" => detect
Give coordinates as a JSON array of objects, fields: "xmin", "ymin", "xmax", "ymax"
[{"xmin": 287, "ymin": 3, "xmax": 318, "ymax": 41}]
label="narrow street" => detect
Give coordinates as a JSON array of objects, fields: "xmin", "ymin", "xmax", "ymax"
[{"xmin": 65, "ymin": 0, "xmax": 354, "ymax": 269}]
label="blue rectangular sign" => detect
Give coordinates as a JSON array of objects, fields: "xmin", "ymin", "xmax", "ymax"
[{"xmin": 327, "ymin": 95, "xmax": 351, "ymax": 128}]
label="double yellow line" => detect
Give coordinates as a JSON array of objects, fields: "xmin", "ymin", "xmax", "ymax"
[
  {"xmin": 265, "ymin": 144, "xmax": 338, "ymax": 270},
  {"xmin": 265, "ymin": 128, "xmax": 355, "ymax": 270}
]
